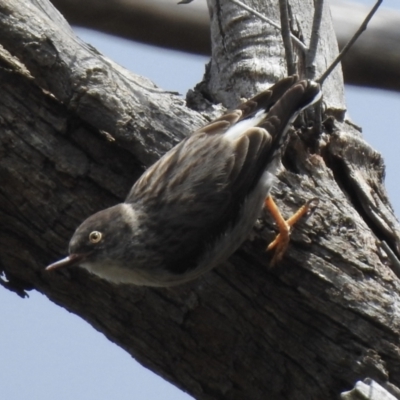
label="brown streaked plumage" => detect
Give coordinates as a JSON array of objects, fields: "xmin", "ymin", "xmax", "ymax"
[{"xmin": 46, "ymin": 76, "xmax": 321, "ymax": 286}]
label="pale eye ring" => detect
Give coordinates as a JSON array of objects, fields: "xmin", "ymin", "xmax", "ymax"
[{"xmin": 89, "ymin": 231, "xmax": 102, "ymax": 244}]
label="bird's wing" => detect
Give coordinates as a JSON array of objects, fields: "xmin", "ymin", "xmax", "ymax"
[
  {"xmin": 127, "ymin": 76, "xmax": 300, "ymax": 204},
  {"xmin": 126, "ymin": 76, "xmax": 321, "ymax": 273}
]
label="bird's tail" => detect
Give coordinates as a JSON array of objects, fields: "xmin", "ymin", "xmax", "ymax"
[{"xmin": 259, "ymin": 77, "xmax": 321, "ymax": 150}]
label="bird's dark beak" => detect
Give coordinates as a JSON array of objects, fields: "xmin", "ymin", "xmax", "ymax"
[{"xmin": 45, "ymin": 253, "xmax": 87, "ymax": 271}]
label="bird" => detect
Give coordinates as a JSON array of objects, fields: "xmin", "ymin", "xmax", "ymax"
[{"xmin": 46, "ymin": 75, "xmax": 321, "ymax": 286}]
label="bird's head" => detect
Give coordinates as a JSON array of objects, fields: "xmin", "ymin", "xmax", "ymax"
[{"xmin": 45, "ymin": 203, "xmax": 139, "ymax": 272}]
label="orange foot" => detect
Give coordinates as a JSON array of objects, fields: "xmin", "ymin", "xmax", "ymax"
[{"xmin": 264, "ymin": 196, "xmax": 319, "ymax": 265}]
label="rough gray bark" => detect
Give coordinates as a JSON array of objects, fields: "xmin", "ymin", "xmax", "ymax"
[
  {"xmin": 50, "ymin": 0, "xmax": 400, "ymax": 93},
  {"xmin": 1, "ymin": 0, "xmax": 400, "ymax": 400},
  {"xmin": 204, "ymin": 0, "xmax": 344, "ymax": 108}
]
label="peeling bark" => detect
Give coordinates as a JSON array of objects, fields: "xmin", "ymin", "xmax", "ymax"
[{"xmin": 1, "ymin": 1, "xmax": 400, "ymax": 399}]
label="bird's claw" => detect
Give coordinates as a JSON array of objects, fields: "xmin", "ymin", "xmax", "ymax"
[{"xmin": 265, "ymin": 196, "xmax": 319, "ymax": 265}]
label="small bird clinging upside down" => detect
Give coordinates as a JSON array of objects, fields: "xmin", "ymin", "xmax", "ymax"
[{"xmin": 46, "ymin": 76, "xmax": 322, "ymax": 286}]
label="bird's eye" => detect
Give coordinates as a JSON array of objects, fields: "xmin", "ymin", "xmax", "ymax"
[{"xmin": 89, "ymin": 231, "xmax": 102, "ymax": 244}]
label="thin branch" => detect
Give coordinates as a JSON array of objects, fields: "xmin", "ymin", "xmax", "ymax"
[
  {"xmin": 317, "ymin": 0, "xmax": 383, "ymax": 84},
  {"xmin": 279, "ymin": 0, "xmax": 296, "ymax": 76},
  {"xmin": 229, "ymin": 0, "xmax": 307, "ymax": 53},
  {"xmin": 381, "ymin": 241, "xmax": 400, "ymax": 279},
  {"xmin": 306, "ymin": 0, "xmax": 324, "ymax": 80}
]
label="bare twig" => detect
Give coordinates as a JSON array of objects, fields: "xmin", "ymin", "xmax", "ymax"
[
  {"xmin": 229, "ymin": 0, "xmax": 307, "ymax": 53},
  {"xmin": 317, "ymin": 0, "xmax": 383, "ymax": 84},
  {"xmin": 381, "ymin": 241, "xmax": 400, "ymax": 279},
  {"xmin": 306, "ymin": 0, "xmax": 324, "ymax": 80},
  {"xmin": 279, "ymin": 0, "xmax": 296, "ymax": 76}
]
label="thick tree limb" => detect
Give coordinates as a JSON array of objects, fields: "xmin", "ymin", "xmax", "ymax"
[
  {"xmin": 51, "ymin": 0, "xmax": 211, "ymax": 55},
  {"xmin": 50, "ymin": 0, "xmax": 400, "ymax": 92},
  {"xmin": 2, "ymin": 0, "xmax": 400, "ymax": 399}
]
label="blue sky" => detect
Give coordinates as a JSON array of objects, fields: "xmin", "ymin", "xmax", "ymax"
[{"xmin": 1, "ymin": 1, "xmax": 400, "ymax": 399}]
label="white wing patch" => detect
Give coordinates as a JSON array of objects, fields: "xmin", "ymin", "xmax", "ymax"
[{"xmin": 223, "ymin": 109, "xmax": 267, "ymax": 141}]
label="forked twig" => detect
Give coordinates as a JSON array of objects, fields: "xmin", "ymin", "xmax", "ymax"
[{"xmin": 230, "ymin": 0, "xmax": 383, "ymax": 85}]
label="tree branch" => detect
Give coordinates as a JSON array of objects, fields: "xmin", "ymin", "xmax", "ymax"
[
  {"xmin": 2, "ymin": 1, "xmax": 400, "ymax": 399},
  {"xmin": 51, "ymin": 0, "xmax": 400, "ymax": 92}
]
